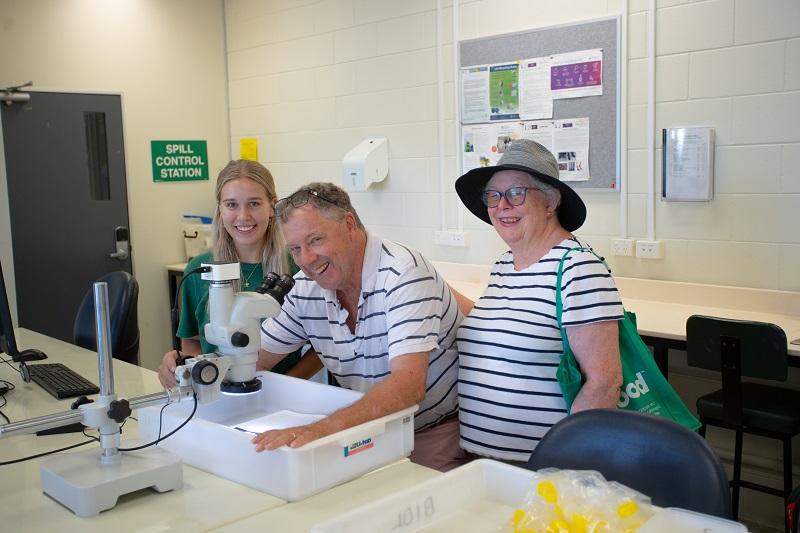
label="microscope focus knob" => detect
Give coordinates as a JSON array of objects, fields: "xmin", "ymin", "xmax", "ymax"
[
  {"xmin": 230, "ymin": 331, "xmax": 249, "ymax": 348},
  {"xmin": 192, "ymin": 359, "xmax": 219, "ymax": 385},
  {"xmin": 107, "ymin": 399, "xmax": 132, "ymax": 423}
]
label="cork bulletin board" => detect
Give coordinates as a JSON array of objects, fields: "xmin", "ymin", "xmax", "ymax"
[{"xmin": 460, "ymin": 16, "xmax": 621, "ymax": 191}]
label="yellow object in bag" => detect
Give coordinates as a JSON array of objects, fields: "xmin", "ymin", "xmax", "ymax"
[{"xmin": 503, "ymin": 469, "xmax": 655, "ymax": 533}]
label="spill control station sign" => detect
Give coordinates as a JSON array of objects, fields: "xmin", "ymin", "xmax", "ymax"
[{"xmin": 151, "ymin": 140, "xmax": 209, "ymax": 182}]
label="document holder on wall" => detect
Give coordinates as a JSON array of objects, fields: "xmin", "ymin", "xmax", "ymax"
[{"xmin": 662, "ymin": 127, "xmax": 714, "ymax": 201}]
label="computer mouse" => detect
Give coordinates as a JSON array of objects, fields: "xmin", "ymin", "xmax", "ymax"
[{"xmin": 17, "ymin": 348, "xmax": 48, "ymax": 361}]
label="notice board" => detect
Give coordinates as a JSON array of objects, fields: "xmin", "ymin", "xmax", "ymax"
[{"xmin": 460, "ymin": 16, "xmax": 620, "ymax": 191}]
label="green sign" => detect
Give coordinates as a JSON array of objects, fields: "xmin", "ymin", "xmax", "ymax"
[{"xmin": 151, "ymin": 140, "xmax": 209, "ymax": 182}]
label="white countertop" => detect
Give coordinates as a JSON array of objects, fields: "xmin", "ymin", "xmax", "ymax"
[{"xmin": 431, "ymin": 261, "xmax": 800, "ymax": 357}]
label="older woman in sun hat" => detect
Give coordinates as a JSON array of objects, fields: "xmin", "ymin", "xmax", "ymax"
[{"xmin": 454, "ymin": 139, "xmax": 625, "ymax": 465}]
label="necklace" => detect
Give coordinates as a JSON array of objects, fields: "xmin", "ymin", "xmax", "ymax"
[{"xmin": 242, "ymin": 263, "xmax": 261, "ymax": 288}]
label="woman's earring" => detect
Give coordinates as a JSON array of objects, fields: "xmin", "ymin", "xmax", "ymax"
[{"xmin": 546, "ymin": 211, "xmax": 554, "ymax": 217}]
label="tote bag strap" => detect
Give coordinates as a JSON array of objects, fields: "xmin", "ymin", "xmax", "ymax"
[{"xmin": 555, "ymin": 246, "xmax": 611, "ymax": 328}]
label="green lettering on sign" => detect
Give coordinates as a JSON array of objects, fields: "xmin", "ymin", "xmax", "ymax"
[{"xmin": 151, "ymin": 140, "xmax": 209, "ymax": 182}]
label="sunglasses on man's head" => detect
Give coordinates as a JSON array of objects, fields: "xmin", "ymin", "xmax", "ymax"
[{"xmin": 274, "ymin": 188, "xmax": 337, "ymax": 217}]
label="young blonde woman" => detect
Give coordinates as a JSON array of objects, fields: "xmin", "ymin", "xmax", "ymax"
[{"xmin": 168, "ymin": 159, "xmax": 301, "ymax": 374}]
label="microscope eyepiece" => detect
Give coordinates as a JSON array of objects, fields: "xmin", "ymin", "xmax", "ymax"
[
  {"xmin": 255, "ymin": 272, "xmax": 280, "ymax": 293},
  {"xmin": 256, "ymin": 272, "xmax": 295, "ymax": 304}
]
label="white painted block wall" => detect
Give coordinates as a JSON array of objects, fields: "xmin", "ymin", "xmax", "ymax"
[{"xmin": 224, "ymin": 0, "xmax": 800, "ymax": 293}]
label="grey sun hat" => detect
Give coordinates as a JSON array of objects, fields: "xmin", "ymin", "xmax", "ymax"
[{"xmin": 455, "ymin": 139, "xmax": 587, "ymax": 231}]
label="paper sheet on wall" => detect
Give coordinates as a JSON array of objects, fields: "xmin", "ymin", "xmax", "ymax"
[
  {"xmin": 491, "ymin": 123, "xmax": 524, "ymax": 165},
  {"xmin": 550, "ymin": 49, "xmax": 603, "ymax": 100},
  {"xmin": 488, "ymin": 62, "xmax": 521, "ymax": 121},
  {"xmin": 239, "ymin": 138, "xmax": 258, "ymax": 161},
  {"xmin": 553, "ymin": 118, "xmax": 590, "ymax": 181},
  {"xmin": 462, "ymin": 124, "xmax": 494, "ymax": 171},
  {"xmin": 461, "ymin": 66, "xmax": 490, "ymax": 124},
  {"xmin": 662, "ymin": 126, "xmax": 714, "ymax": 201},
  {"xmin": 519, "ymin": 56, "xmax": 554, "ymax": 120},
  {"xmin": 521, "ymin": 120, "xmax": 555, "ymax": 154},
  {"xmin": 462, "ymin": 123, "xmax": 526, "ymax": 172}
]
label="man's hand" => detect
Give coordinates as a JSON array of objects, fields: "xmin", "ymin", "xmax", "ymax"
[
  {"xmin": 250, "ymin": 352, "xmax": 429, "ymax": 453},
  {"xmin": 251, "ymin": 421, "xmax": 334, "ymax": 451}
]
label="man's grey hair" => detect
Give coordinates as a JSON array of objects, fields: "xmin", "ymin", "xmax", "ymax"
[{"xmin": 277, "ymin": 182, "xmax": 365, "ymax": 229}]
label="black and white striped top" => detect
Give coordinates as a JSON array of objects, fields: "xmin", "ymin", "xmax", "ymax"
[
  {"xmin": 457, "ymin": 238, "xmax": 624, "ymax": 462},
  {"xmin": 260, "ymin": 232, "xmax": 461, "ymax": 430}
]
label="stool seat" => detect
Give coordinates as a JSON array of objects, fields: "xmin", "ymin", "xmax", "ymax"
[{"xmin": 697, "ymin": 383, "xmax": 800, "ymax": 435}]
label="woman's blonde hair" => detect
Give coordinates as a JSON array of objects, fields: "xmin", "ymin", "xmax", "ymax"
[{"xmin": 212, "ymin": 160, "xmax": 288, "ymax": 291}]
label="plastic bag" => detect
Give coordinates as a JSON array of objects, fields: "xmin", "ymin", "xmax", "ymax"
[{"xmin": 499, "ymin": 469, "xmax": 655, "ymax": 533}]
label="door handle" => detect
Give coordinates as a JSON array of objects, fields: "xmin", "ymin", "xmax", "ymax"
[{"xmin": 109, "ymin": 226, "xmax": 130, "ymax": 260}]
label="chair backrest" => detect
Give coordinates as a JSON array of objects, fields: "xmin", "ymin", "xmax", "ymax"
[
  {"xmin": 526, "ymin": 409, "xmax": 733, "ymax": 519},
  {"xmin": 686, "ymin": 315, "xmax": 788, "ymax": 381},
  {"xmin": 73, "ymin": 271, "xmax": 140, "ymax": 365}
]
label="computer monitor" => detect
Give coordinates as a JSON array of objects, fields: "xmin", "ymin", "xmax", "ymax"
[
  {"xmin": 0, "ymin": 261, "xmax": 47, "ymax": 364},
  {"xmin": 0, "ymin": 259, "xmax": 22, "ymax": 361}
]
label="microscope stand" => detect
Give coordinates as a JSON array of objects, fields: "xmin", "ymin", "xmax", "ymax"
[{"xmin": 40, "ymin": 441, "xmax": 183, "ymax": 517}]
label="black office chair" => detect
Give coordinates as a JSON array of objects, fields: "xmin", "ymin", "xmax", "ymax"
[
  {"xmin": 73, "ymin": 270, "xmax": 140, "ymax": 365},
  {"xmin": 526, "ymin": 408, "xmax": 733, "ymax": 519},
  {"xmin": 687, "ymin": 315, "xmax": 800, "ymax": 522}
]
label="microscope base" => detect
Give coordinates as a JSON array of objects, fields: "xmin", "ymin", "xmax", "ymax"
[{"xmin": 40, "ymin": 443, "xmax": 183, "ymax": 517}]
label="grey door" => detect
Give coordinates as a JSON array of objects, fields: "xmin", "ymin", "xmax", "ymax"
[{"xmin": 1, "ymin": 91, "xmax": 132, "ymax": 343}]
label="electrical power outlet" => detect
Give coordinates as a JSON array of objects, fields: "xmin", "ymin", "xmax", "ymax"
[
  {"xmin": 434, "ymin": 230, "xmax": 470, "ymax": 247},
  {"xmin": 611, "ymin": 238, "xmax": 635, "ymax": 256},
  {"xmin": 636, "ymin": 240, "xmax": 664, "ymax": 259}
]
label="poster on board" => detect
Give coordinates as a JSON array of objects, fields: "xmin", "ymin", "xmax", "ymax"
[
  {"xmin": 462, "ymin": 118, "xmax": 590, "ymax": 182},
  {"xmin": 550, "ymin": 49, "xmax": 603, "ymax": 100}
]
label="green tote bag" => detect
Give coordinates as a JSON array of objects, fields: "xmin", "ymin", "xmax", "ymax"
[{"xmin": 555, "ymin": 247, "xmax": 701, "ymax": 432}]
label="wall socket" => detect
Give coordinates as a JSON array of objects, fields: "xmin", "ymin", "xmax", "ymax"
[
  {"xmin": 636, "ymin": 240, "xmax": 664, "ymax": 259},
  {"xmin": 434, "ymin": 230, "xmax": 470, "ymax": 247},
  {"xmin": 610, "ymin": 238, "xmax": 635, "ymax": 256}
]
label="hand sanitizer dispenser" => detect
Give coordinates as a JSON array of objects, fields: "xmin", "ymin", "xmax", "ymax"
[{"xmin": 342, "ymin": 137, "xmax": 388, "ymax": 190}]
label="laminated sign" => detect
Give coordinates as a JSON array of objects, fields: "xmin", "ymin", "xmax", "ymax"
[{"xmin": 151, "ymin": 140, "xmax": 209, "ymax": 182}]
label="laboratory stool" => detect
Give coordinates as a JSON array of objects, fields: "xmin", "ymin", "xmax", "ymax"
[{"xmin": 686, "ymin": 315, "xmax": 800, "ymax": 525}]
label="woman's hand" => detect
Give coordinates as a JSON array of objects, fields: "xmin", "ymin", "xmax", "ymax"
[
  {"xmin": 157, "ymin": 350, "xmax": 180, "ymax": 388},
  {"xmin": 158, "ymin": 338, "xmax": 202, "ymax": 388}
]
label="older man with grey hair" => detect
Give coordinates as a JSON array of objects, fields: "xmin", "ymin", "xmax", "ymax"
[{"xmin": 251, "ymin": 182, "xmax": 472, "ymax": 472}]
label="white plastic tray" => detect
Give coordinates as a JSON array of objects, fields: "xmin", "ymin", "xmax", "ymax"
[
  {"xmin": 138, "ymin": 372, "xmax": 416, "ymax": 501},
  {"xmin": 638, "ymin": 507, "xmax": 748, "ymax": 532},
  {"xmin": 311, "ymin": 459, "xmax": 534, "ymax": 532},
  {"xmin": 311, "ymin": 459, "xmax": 750, "ymax": 533}
]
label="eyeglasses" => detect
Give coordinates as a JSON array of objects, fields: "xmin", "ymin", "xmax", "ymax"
[
  {"xmin": 481, "ymin": 187, "xmax": 539, "ymax": 208},
  {"xmin": 274, "ymin": 189, "xmax": 337, "ymax": 217}
]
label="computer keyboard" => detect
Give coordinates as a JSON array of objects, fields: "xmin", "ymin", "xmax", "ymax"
[{"xmin": 27, "ymin": 363, "xmax": 100, "ymax": 399}]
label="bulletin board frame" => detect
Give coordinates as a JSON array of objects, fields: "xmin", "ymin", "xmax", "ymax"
[{"xmin": 459, "ymin": 16, "xmax": 621, "ymax": 191}]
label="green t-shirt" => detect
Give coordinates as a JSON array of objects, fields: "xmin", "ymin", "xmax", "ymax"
[{"xmin": 176, "ymin": 250, "xmax": 301, "ymax": 374}]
